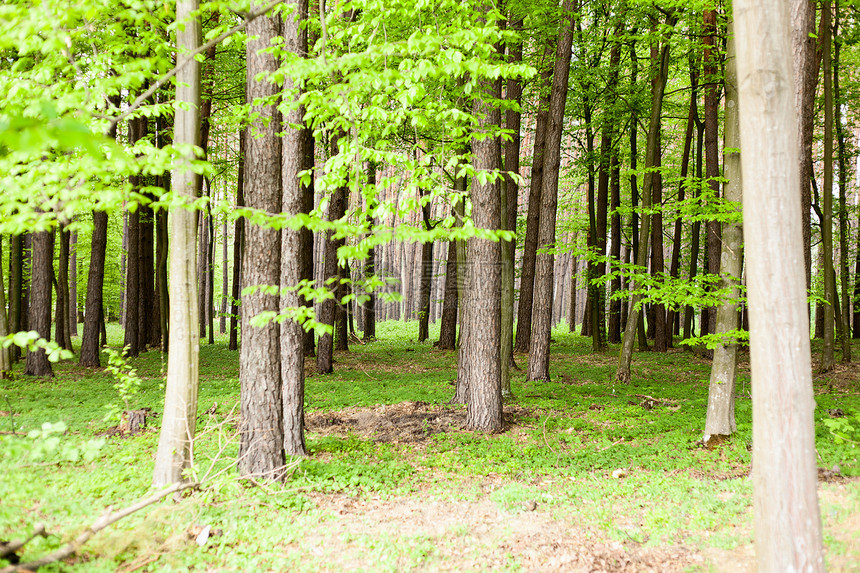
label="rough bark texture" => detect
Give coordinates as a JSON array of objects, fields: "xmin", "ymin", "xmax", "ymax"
[
  {"xmin": 280, "ymin": 0, "xmax": 308, "ymax": 457},
  {"xmin": 0, "ymin": 238, "xmax": 11, "ymax": 377},
  {"xmin": 833, "ymin": 8, "xmax": 852, "ymax": 355},
  {"xmin": 616, "ymin": 14, "xmax": 676, "ymax": 382},
  {"xmin": 55, "ymin": 226, "xmax": 73, "ymax": 351},
  {"xmin": 734, "ymin": 0, "xmax": 825, "ymax": 567},
  {"xmin": 526, "ymin": 0, "xmax": 575, "ymax": 383},
  {"xmin": 152, "ymin": 0, "xmax": 201, "ymax": 486},
  {"xmin": 238, "ymin": 8, "xmax": 286, "ymax": 478},
  {"xmin": 513, "ymin": 59, "xmax": 553, "ymax": 354},
  {"xmin": 25, "ymin": 228, "xmax": 54, "ymax": 377},
  {"xmin": 363, "ymin": 162, "xmax": 377, "ymax": 341},
  {"xmin": 8, "ymin": 234, "xmax": 23, "ymax": 362},
  {"xmin": 704, "ymin": 27, "xmax": 741, "ymax": 443},
  {"xmin": 463, "ymin": 56, "xmax": 503, "ymax": 432},
  {"xmin": 80, "ymin": 211, "xmax": 108, "ymax": 367}
]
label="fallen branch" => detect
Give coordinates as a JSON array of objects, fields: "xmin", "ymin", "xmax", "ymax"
[
  {"xmin": 0, "ymin": 481, "xmax": 198, "ymax": 573},
  {"xmin": 0, "ymin": 523, "xmax": 48, "ymax": 561}
]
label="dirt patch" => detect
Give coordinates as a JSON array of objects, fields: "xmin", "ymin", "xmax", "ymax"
[
  {"xmin": 306, "ymin": 401, "xmax": 536, "ymax": 444},
  {"xmin": 285, "ymin": 493, "xmax": 704, "ymax": 572},
  {"xmin": 813, "ymin": 361, "xmax": 860, "ymax": 395}
]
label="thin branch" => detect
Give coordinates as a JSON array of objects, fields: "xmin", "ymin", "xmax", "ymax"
[
  {"xmin": 0, "ymin": 481, "xmax": 198, "ymax": 573},
  {"xmin": 108, "ymin": 0, "xmax": 286, "ymax": 134}
]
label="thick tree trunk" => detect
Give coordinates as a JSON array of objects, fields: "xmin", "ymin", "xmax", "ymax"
[
  {"xmin": 462, "ymin": 19, "xmax": 503, "ymax": 432},
  {"xmin": 527, "ymin": 0, "xmax": 576, "ymax": 383},
  {"xmin": 153, "ymin": 0, "xmax": 201, "ymax": 486},
  {"xmin": 280, "ymin": 0, "xmax": 309, "ymax": 457},
  {"xmin": 616, "ymin": 14, "xmax": 677, "ymax": 382},
  {"xmin": 704, "ymin": 26, "xmax": 742, "ymax": 443},
  {"xmin": 820, "ymin": 0, "xmax": 835, "ymax": 373},
  {"xmin": 124, "ymin": 115, "xmax": 145, "ymax": 357},
  {"xmin": 734, "ymin": 0, "xmax": 825, "ymax": 567},
  {"xmin": 25, "ymin": 227, "xmax": 54, "ymax": 377},
  {"xmin": 229, "ymin": 130, "xmax": 246, "ymax": 351},
  {"xmin": 238, "ymin": 7, "xmax": 286, "ymax": 478},
  {"xmin": 513, "ymin": 59, "xmax": 553, "ymax": 354}
]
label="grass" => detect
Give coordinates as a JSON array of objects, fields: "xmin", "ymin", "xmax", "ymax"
[{"xmin": 1, "ymin": 320, "xmax": 858, "ymax": 571}]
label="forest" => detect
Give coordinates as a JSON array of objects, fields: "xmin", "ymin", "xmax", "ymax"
[{"xmin": 0, "ymin": 0, "xmax": 859, "ymax": 570}]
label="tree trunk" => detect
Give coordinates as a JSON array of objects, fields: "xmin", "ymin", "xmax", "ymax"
[
  {"xmin": 703, "ymin": 8, "xmax": 721, "ymax": 337},
  {"xmin": 649, "ymin": 41, "xmax": 667, "ymax": 354},
  {"xmin": 80, "ymin": 211, "xmax": 109, "ymax": 367},
  {"xmin": 153, "ymin": 0, "xmax": 201, "ymax": 486},
  {"xmin": 229, "ymin": 130, "xmax": 246, "ymax": 351},
  {"xmin": 704, "ymin": 25, "xmax": 742, "ymax": 443},
  {"xmin": 0, "ymin": 237, "xmax": 12, "ymax": 377},
  {"xmin": 220, "ymin": 213, "xmax": 228, "ymax": 335},
  {"xmin": 55, "ymin": 226, "xmax": 73, "ymax": 351},
  {"xmin": 124, "ymin": 114, "xmax": 146, "ymax": 357},
  {"xmin": 206, "ymin": 201, "xmax": 215, "ymax": 344},
  {"xmin": 25, "ymin": 227, "xmax": 54, "ymax": 377},
  {"xmin": 820, "ymin": 0, "xmax": 835, "ymax": 373},
  {"xmin": 616, "ymin": 14, "xmax": 677, "ymax": 383},
  {"xmin": 462, "ymin": 10, "xmax": 503, "ymax": 431},
  {"xmin": 238, "ymin": 7, "xmax": 286, "ymax": 478},
  {"xmin": 734, "ymin": 0, "xmax": 825, "ymax": 567},
  {"xmin": 280, "ymin": 0, "xmax": 309, "ymax": 457},
  {"xmin": 438, "ymin": 210, "xmax": 461, "ymax": 350},
  {"xmin": 8, "ymin": 234, "xmax": 23, "ymax": 362},
  {"xmin": 833, "ymin": 5, "xmax": 852, "ymax": 358},
  {"xmin": 317, "ymin": 135, "xmax": 348, "ymax": 374},
  {"xmin": 363, "ymin": 162, "xmax": 377, "ymax": 341},
  {"xmin": 513, "ymin": 57, "xmax": 553, "ymax": 354},
  {"xmin": 69, "ymin": 230, "xmax": 78, "ymax": 337},
  {"xmin": 684, "ymin": 106, "xmax": 704, "ymax": 340},
  {"xmin": 417, "ymin": 188, "xmax": 433, "ymax": 342}
]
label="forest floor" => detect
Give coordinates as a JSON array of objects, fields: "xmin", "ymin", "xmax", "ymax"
[{"xmin": 1, "ymin": 321, "xmax": 859, "ymax": 572}]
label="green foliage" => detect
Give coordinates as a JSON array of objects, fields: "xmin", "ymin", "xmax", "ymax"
[
  {"xmin": 2, "ymin": 331, "xmax": 74, "ymax": 363},
  {"xmin": 102, "ymin": 347, "xmax": 145, "ymax": 422},
  {"xmin": 823, "ymin": 410, "xmax": 860, "ymax": 445}
]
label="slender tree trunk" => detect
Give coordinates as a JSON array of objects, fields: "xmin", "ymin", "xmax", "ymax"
[
  {"xmin": 833, "ymin": 5, "xmax": 852, "ymax": 359},
  {"xmin": 69, "ymin": 230, "xmax": 78, "ymax": 337},
  {"xmin": 153, "ymin": 0, "xmax": 201, "ymax": 486},
  {"xmin": 513, "ymin": 57, "xmax": 553, "ymax": 354},
  {"xmin": 417, "ymin": 188, "xmax": 433, "ymax": 342},
  {"xmin": 8, "ymin": 234, "xmax": 23, "ymax": 362},
  {"xmin": 649, "ymin": 43, "xmax": 667, "ymax": 354},
  {"xmin": 527, "ymin": 0, "xmax": 576, "ymax": 382},
  {"xmin": 123, "ymin": 116, "xmax": 144, "ymax": 357},
  {"xmin": 80, "ymin": 211, "xmax": 108, "ymax": 367},
  {"xmin": 55, "ymin": 226, "xmax": 73, "ymax": 351},
  {"xmin": 703, "ymin": 8, "xmax": 721, "ymax": 337},
  {"xmin": 463, "ymin": 8, "xmax": 504, "ymax": 431},
  {"xmin": 334, "ymin": 260, "xmax": 350, "ymax": 351},
  {"xmin": 280, "ymin": 0, "xmax": 309, "ymax": 457},
  {"xmin": 25, "ymin": 226, "xmax": 54, "ymax": 377},
  {"xmin": 363, "ymin": 162, "xmax": 377, "ymax": 341},
  {"xmin": 616, "ymin": 14, "xmax": 677, "ymax": 383},
  {"xmin": 0, "ymin": 237, "xmax": 10, "ymax": 377},
  {"xmin": 820, "ymin": 0, "xmax": 835, "ymax": 373},
  {"xmin": 734, "ymin": 0, "xmax": 825, "ymax": 566},
  {"xmin": 206, "ymin": 201, "xmax": 215, "ymax": 344},
  {"xmin": 792, "ymin": 0, "xmax": 818, "ymax": 290},
  {"xmin": 317, "ymin": 134, "xmax": 348, "ymax": 374},
  {"xmin": 229, "ymin": 131, "xmax": 245, "ymax": 351},
  {"xmin": 238, "ymin": 6, "xmax": 286, "ymax": 478},
  {"xmin": 438, "ymin": 211, "xmax": 461, "ymax": 350},
  {"xmin": 704, "ymin": 25, "xmax": 742, "ymax": 442},
  {"xmin": 220, "ymin": 214, "xmax": 228, "ymax": 335},
  {"xmin": 684, "ymin": 109, "xmax": 704, "ymax": 340}
]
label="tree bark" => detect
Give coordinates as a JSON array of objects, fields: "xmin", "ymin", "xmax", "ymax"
[
  {"xmin": 280, "ymin": 0, "xmax": 308, "ymax": 457},
  {"xmin": 229, "ymin": 130, "xmax": 246, "ymax": 351},
  {"xmin": 833, "ymin": 5, "xmax": 852, "ymax": 359},
  {"xmin": 55, "ymin": 226, "xmax": 73, "ymax": 351},
  {"xmin": 69, "ymin": 230, "xmax": 78, "ymax": 337},
  {"xmin": 820, "ymin": 0, "xmax": 835, "ymax": 373},
  {"xmin": 153, "ymin": 0, "xmax": 201, "ymax": 486},
  {"xmin": 363, "ymin": 162, "xmax": 377, "ymax": 341},
  {"xmin": 80, "ymin": 211, "xmax": 108, "ymax": 367},
  {"xmin": 703, "ymin": 8, "xmax": 721, "ymax": 337},
  {"xmin": 513, "ymin": 57, "xmax": 553, "ymax": 354},
  {"xmin": 734, "ymin": 0, "xmax": 825, "ymax": 566},
  {"xmin": 704, "ymin": 25, "xmax": 742, "ymax": 443},
  {"xmin": 526, "ymin": 1, "xmax": 576, "ymax": 383},
  {"xmin": 462, "ymin": 15, "xmax": 503, "ymax": 432},
  {"xmin": 0, "ymin": 237, "xmax": 11, "ymax": 377},
  {"xmin": 8, "ymin": 234, "xmax": 23, "ymax": 362},
  {"xmin": 25, "ymin": 227, "xmax": 54, "ymax": 376},
  {"xmin": 238, "ymin": 6, "xmax": 286, "ymax": 478}
]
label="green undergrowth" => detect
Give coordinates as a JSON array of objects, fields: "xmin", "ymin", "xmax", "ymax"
[{"xmin": 1, "ymin": 321, "xmax": 858, "ymax": 571}]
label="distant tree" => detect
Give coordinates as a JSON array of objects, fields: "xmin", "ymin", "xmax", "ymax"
[{"xmin": 25, "ymin": 226, "xmax": 54, "ymax": 377}]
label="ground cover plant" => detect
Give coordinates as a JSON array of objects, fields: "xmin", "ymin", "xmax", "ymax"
[{"xmin": 1, "ymin": 321, "xmax": 858, "ymax": 572}]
